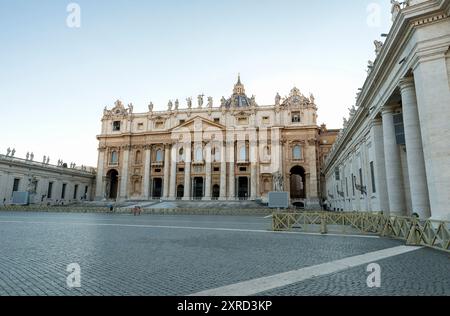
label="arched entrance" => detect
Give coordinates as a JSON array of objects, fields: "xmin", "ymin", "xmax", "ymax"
[
  {"xmin": 177, "ymin": 185, "xmax": 184, "ymax": 199},
  {"xmin": 106, "ymin": 169, "xmax": 119, "ymax": 199},
  {"xmin": 238, "ymin": 177, "xmax": 249, "ymax": 200},
  {"xmin": 193, "ymin": 177, "xmax": 204, "ymax": 200},
  {"xmin": 152, "ymin": 178, "xmax": 162, "ymax": 198},
  {"xmin": 212, "ymin": 184, "xmax": 220, "ymax": 200},
  {"xmin": 290, "ymin": 166, "xmax": 306, "ymax": 199}
]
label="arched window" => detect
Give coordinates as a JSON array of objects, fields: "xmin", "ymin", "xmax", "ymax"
[
  {"xmin": 156, "ymin": 149, "xmax": 163, "ymax": 162},
  {"xmin": 110, "ymin": 151, "xmax": 118, "ymax": 164},
  {"xmin": 135, "ymin": 150, "xmax": 142, "ymax": 164},
  {"xmin": 293, "ymin": 145, "xmax": 302, "ymax": 160},
  {"xmin": 195, "ymin": 147, "xmax": 203, "ymax": 161},
  {"xmin": 179, "ymin": 147, "xmax": 184, "ymax": 161}
]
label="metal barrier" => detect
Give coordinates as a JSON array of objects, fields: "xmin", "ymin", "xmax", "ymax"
[{"xmin": 272, "ymin": 211, "xmax": 450, "ymax": 253}]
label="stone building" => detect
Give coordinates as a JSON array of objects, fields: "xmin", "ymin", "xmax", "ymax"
[
  {"xmin": 0, "ymin": 153, "xmax": 96, "ymax": 205},
  {"xmin": 96, "ymin": 76, "xmax": 338, "ymax": 208},
  {"xmin": 323, "ymin": 0, "xmax": 450, "ymax": 220}
]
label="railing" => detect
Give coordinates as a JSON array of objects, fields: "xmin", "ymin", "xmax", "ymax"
[{"xmin": 272, "ymin": 211, "xmax": 449, "ymax": 253}]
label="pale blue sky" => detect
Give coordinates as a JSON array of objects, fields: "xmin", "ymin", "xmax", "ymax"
[{"xmin": 0, "ymin": 0, "xmax": 392, "ymax": 167}]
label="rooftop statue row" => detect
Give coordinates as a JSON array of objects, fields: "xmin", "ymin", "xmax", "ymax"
[{"xmin": 102, "ymin": 77, "xmax": 317, "ymax": 118}]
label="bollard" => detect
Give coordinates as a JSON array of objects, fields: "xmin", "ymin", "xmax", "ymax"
[{"xmin": 320, "ymin": 213, "xmax": 328, "ymax": 234}]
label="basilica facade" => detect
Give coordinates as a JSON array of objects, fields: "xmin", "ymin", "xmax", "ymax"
[{"xmin": 95, "ymin": 77, "xmax": 338, "ymax": 208}]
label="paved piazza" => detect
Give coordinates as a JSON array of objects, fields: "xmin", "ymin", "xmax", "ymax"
[{"xmin": 0, "ymin": 212, "xmax": 449, "ymax": 296}]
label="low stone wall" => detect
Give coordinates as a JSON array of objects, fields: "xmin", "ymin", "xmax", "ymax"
[{"xmin": 0, "ymin": 205, "xmax": 273, "ymax": 216}]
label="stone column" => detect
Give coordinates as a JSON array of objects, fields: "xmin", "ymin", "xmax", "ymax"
[
  {"xmin": 204, "ymin": 142, "xmax": 212, "ymax": 200},
  {"xmin": 119, "ymin": 148, "xmax": 130, "ymax": 201},
  {"xmin": 219, "ymin": 142, "xmax": 227, "ymax": 200},
  {"xmin": 308, "ymin": 141, "xmax": 319, "ymax": 208},
  {"xmin": 143, "ymin": 147, "xmax": 151, "ymax": 200},
  {"xmin": 250, "ymin": 140, "xmax": 258, "ymax": 200},
  {"xmin": 227, "ymin": 140, "xmax": 235, "ymax": 199},
  {"xmin": 163, "ymin": 144, "xmax": 171, "ymax": 199},
  {"xmin": 382, "ymin": 106, "xmax": 406, "ymax": 215},
  {"xmin": 413, "ymin": 54, "xmax": 450, "ymax": 220},
  {"xmin": 95, "ymin": 150, "xmax": 105, "ymax": 200},
  {"xmin": 169, "ymin": 144, "xmax": 177, "ymax": 199},
  {"xmin": 399, "ymin": 77, "xmax": 431, "ymax": 218},
  {"xmin": 370, "ymin": 118, "xmax": 389, "ymax": 213},
  {"xmin": 183, "ymin": 144, "xmax": 191, "ymax": 200}
]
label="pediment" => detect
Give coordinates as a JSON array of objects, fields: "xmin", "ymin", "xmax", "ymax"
[{"xmin": 170, "ymin": 116, "xmax": 225, "ymax": 133}]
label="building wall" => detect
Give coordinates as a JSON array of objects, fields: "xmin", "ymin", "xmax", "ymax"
[
  {"xmin": 0, "ymin": 155, "xmax": 96, "ymax": 205},
  {"xmin": 324, "ymin": 0, "xmax": 450, "ymax": 220},
  {"xmin": 96, "ymin": 81, "xmax": 338, "ymax": 208}
]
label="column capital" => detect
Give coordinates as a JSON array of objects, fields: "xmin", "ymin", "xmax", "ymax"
[
  {"xmin": 398, "ymin": 76, "xmax": 415, "ymax": 91},
  {"xmin": 381, "ymin": 104, "xmax": 395, "ymax": 115}
]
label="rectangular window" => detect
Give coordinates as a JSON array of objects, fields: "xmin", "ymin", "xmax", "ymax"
[
  {"xmin": 352, "ymin": 174, "xmax": 355, "ymax": 196},
  {"xmin": 179, "ymin": 120, "xmax": 185, "ymax": 125},
  {"xmin": 48, "ymin": 182, "xmax": 53, "ymax": 199},
  {"xmin": 334, "ymin": 168, "xmax": 340, "ymax": 181},
  {"xmin": 239, "ymin": 167, "xmax": 247, "ymax": 172},
  {"xmin": 345, "ymin": 177, "xmax": 348, "ymax": 197},
  {"xmin": 61, "ymin": 183, "xmax": 67, "ymax": 200},
  {"xmin": 213, "ymin": 167, "xmax": 220, "ymax": 172},
  {"xmin": 393, "ymin": 113, "xmax": 405, "ymax": 145},
  {"xmin": 359, "ymin": 168, "xmax": 363, "ymax": 187},
  {"xmin": 73, "ymin": 185, "xmax": 78, "ymax": 199},
  {"xmin": 137, "ymin": 123, "xmax": 144, "ymax": 130},
  {"xmin": 12, "ymin": 178, "xmax": 20, "ymax": 192},
  {"xmin": 262, "ymin": 116, "xmax": 270, "ymax": 124},
  {"xmin": 214, "ymin": 118, "xmax": 220, "ymax": 123},
  {"xmin": 237, "ymin": 117, "xmax": 248, "ymax": 125},
  {"xmin": 178, "ymin": 168, "xmax": 185, "ymax": 172},
  {"xmin": 292, "ymin": 112, "xmax": 301, "ymax": 123},
  {"xmin": 113, "ymin": 121, "xmax": 121, "ymax": 131},
  {"xmin": 370, "ymin": 162, "xmax": 376, "ymax": 193}
]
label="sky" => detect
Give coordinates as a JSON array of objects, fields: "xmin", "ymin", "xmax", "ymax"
[{"xmin": 0, "ymin": 0, "xmax": 393, "ymax": 167}]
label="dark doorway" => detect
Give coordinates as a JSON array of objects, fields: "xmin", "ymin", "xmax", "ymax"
[
  {"xmin": 212, "ymin": 184, "xmax": 220, "ymax": 200},
  {"xmin": 106, "ymin": 169, "xmax": 119, "ymax": 199},
  {"xmin": 238, "ymin": 177, "xmax": 249, "ymax": 200},
  {"xmin": 193, "ymin": 177, "xmax": 204, "ymax": 200},
  {"xmin": 152, "ymin": 178, "xmax": 162, "ymax": 198},
  {"xmin": 290, "ymin": 166, "xmax": 306, "ymax": 199},
  {"xmin": 177, "ymin": 185, "xmax": 184, "ymax": 199}
]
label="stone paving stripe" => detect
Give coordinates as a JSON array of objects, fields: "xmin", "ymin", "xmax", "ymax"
[
  {"xmin": 189, "ymin": 245, "xmax": 422, "ymax": 296},
  {"xmin": 0, "ymin": 220, "xmax": 380, "ymax": 239}
]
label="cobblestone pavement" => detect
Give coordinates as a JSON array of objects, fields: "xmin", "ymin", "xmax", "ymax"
[{"xmin": 0, "ymin": 212, "xmax": 448, "ymax": 296}]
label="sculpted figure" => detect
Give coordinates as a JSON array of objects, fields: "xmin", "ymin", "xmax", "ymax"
[
  {"xmin": 309, "ymin": 93, "xmax": 315, "ymax": 104},
  {"xmin": 275, "ymin": 93, "xmax": 281, "ymax": 106},
  {"xmin": 220, "ymin": 97, "xmax": 226, "ymax": 107},
  {"xmin": 6, "ymin": 147, "xmax": 11, "ymax": 156},
  {"xmin": 175, "ymin": 99, "xmax": 179, "ymax": 110},
  {"xmin": 374, "ymin": 40, "xmax": 383, "ymax": 55},
  {"xmin": 26, "ymin": 152, "xmax": 30, "ymax": 160},
  {"xmin": 391, "ymin": 0, "xmax": 401, "ymax": 21},
  {"xmin": 148, "ymin": 102, "xmax": 154, "ymax": 112},
  {"xmin": 11, "ymin": 148, "xmax": 15, "ymax": 157},
  {"xmin": 46, "ymin": 157, "xmax": 50, "ymax": 164},
  {"xmin": 186, "ymin": 97, "xmax": 192, "ymax": 109},
  {"xmin": 30, "ymin": 152, "xmax": 34, "ymax": 161},
  {"xmin": 43, "ymin": 155, "xmax": 46, "ymax": 163},
  {"xmin": 168, "ymin": 100, "xmax": 173, "ymax": 111},
  {"xmin": 198, "ymin": 94, "xmax": 204, "ymax": 108},
  {"xmin": 207, "ymin": 97, "xmax": 213, "ymax": 108},
  {"xmin": 127, "ymin": 103, "xmax": 134, "ymax": 114}
]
